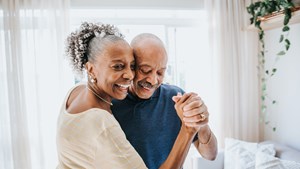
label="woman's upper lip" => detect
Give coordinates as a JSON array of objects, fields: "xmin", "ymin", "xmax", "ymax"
[{"xmin": 116, "ymin": 83, "xmax": 131, "ymax": 88}]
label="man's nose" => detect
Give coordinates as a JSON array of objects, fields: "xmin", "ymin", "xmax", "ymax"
[{"xmin": 146, "ymin": 73, "xmax": 158, "ymax": 85}]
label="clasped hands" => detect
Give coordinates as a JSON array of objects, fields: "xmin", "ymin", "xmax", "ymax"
[{"xmin": 172, "ymin": 92, "xmax": 209, "ymax": 135}]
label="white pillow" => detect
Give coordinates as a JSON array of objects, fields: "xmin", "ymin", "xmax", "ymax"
[
  {"xmin": 255, "ymin": 151, "xmax": 300, "ymax": 169},
  {"xmin": 224, "ymin": 138, "xmax": 275, "ymax": 169},
  {"xmin": 238, "ymin": 144, "xmax": 276, "ymax": 169}
]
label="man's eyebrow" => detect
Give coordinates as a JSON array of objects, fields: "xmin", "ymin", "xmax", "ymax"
[
  {"xmin": 138, "ymin": 65, "xmax": 167, "ymax": 70},
  {"xmin": 138, "ymin": 64, "xmax": 152, "ymax": 68}
]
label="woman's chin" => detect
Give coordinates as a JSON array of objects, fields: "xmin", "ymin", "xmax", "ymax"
[{"xmin": 113, "ymin": 93, "xmax": 128, "ymax": 100}]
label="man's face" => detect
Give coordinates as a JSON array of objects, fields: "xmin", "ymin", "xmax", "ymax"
[{"xmin": 130, "ymin": 41, "xmax": 168, "ymax": 99}]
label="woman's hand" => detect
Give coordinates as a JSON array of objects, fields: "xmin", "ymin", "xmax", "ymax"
[{"xmin": 172, "ymin": 92, "xmax": 209, "ymax": 135}]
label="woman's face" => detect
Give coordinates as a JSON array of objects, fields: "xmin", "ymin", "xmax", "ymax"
[{"xmin": 92, "ymin": 40, "xmax": 135, "ymax": 100}]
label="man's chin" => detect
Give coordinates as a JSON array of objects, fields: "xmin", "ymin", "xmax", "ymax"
[{"xmin": 136, "ymin": 89, "xmax": 154, "ymax": 99}]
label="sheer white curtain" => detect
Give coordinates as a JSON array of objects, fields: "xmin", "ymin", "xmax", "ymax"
[
  {"xmin": 0, "ymin": 0, "xmax": 72, "ymax": 169},
  {"xmin": 204, "ymin": 0, "xmax": 261, "ymax": 146}
]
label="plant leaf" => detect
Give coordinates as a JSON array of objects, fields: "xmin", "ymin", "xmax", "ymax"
[
  {"xmin": 288, "ymin": 2, "xmax": 294, "ymax": 8},
  {"xmin": 261, "ymin": 7, "xmax": 266, "ymax": 16},
  {"xmin": 259, "ymin": 31, "xmax": 264, "ymax": 40},
  {"xmin": 262, "ymin": 83, "xmax": 266, "ymax": 91},
  {"xmin": 283, "ymin": 26, "xmax": 290, "ymax": 32},
  {"xmin": 285, "ymin": 39, "xmax": 291, "ymax": 51},
  {"xmin": 250, "ymin": 18, "xmax": 254, "ymax": 24},
  {"xmin": 284, "ymin": 15, "xmax": 290, "ymax": 25},
  {"xmin": 286, "ymin": 44, "xmax": 290, "ymax": 51},
  {"xmin": 261, "ymin": 105, "xmax": 267, "ymax": 113},
  {"xmin": 279, "ymin": 35, "xmax": 284, "ymax": 43},
  {"xmin": 277, "ymin": 51, "xmax": 286, "ymax": 55},
  {"xmin": 271, "ymin": 68, "xmax": 277, "ymax": 76}
]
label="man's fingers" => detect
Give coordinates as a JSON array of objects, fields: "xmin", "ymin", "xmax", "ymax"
[
  {"xmin": 177, "ymin": 93, "xmax": 194, "ymax": 104},
  {"xmin": 177, "ymin": 92, "xmax": 198, "ymax": 109},
  {"xmin": 172, "ymin": 95, "xmax": 182, "ymax": 103}
]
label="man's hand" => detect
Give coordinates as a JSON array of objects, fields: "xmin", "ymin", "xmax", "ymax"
[{"xmin": 172, "ymin": 92, "xmax": 209, "ymax": 134}]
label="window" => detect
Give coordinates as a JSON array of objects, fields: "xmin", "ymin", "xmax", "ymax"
[{"xmin": 70, "ymin": 9, "xmax": 211, "ymax": 94}]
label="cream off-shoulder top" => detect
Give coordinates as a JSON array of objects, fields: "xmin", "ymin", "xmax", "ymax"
[{"xmin": 56, "ymin": 84, "xmax": 147, "ymax": 169}]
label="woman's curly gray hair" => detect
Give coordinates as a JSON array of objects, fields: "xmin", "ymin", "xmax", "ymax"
[{"xmin": 65, "ymin": 22, "xmax": 124, "ymax": 74}]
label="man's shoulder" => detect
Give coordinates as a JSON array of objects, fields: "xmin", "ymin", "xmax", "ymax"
[{"xmin": 159, "ymin": 84, "xmax": 185, "ymax": 96}]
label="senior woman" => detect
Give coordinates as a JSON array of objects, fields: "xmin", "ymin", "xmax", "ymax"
[{"xmin": 56, "ymin": 22, "xmax": 146, "ymax": 169}]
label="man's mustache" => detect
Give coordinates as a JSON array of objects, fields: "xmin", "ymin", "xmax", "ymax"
[{"xmin": 138, "ymin": 81, "xmax": 159, "ymax": 89}]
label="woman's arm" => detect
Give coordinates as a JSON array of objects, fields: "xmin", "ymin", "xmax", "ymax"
[
  {"xmin": 158, "ymin": 93, "xmax": 199, "ymax": 169},
  {"xmin": 159, "ymin": 126, "xmax": 197, "ymax": 169}
]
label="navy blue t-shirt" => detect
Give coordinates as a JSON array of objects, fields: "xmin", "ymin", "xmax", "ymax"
[{"xmin": 112, "ymin": 84, "xmax": 185, "ymax": 169}]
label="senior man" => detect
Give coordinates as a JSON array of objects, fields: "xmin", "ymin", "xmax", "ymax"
[{"xmin": 112, "ymin": 33, "xmax": 217, "ymax": 169}]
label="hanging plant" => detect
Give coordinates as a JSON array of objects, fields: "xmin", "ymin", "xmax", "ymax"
[{"xmin": 246, "ymin": 0, "xmax": 298, "ymax": 131}]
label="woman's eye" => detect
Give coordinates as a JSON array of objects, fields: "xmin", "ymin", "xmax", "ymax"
[{"xmin": 113, "ymin": 64, "xmax": 125, "ymax": 70}]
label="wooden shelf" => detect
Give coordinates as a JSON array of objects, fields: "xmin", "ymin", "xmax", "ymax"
[{"xmin": 247, "ymin": 8, "xmax": 300, "ymax": 31}]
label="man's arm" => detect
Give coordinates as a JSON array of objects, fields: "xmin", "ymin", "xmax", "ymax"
[{"xmin": 193, "ymin": 125, "xmax": 218, "ymax": 160}]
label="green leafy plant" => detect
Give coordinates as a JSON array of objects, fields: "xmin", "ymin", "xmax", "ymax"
[{"xmin": 246, "ymin": 0, "xmax": 296, "ymax": 131}]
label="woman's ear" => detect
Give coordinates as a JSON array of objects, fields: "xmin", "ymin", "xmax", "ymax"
[
  {"xmin": 85, "ymin": 62, "xmax": 95, "ymax": 77},
  {"xmin": 86, "ymin": 62, "xmax": 97, "ymax": 83}
]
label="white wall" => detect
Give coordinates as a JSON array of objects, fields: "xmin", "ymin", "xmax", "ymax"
[{"xmin": 263, "ymin": 23, "xmax": 300, "ymax": 150}]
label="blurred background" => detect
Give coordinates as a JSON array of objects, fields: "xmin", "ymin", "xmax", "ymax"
[{"xmin": 1, "ymin": 0, "xmax": 300, "ymax": 168}]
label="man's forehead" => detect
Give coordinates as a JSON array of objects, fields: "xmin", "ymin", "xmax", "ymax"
[
  {"xmin": 131, "ymin": 33, "xmax": 164, "ymax": 46},
  {"xmin": 137, "ymin": 59, "xmax": 167, "ymax": 70},
  {"xmin": 139, "ymin": 39, "xmax": 164, "ymax": 49}
]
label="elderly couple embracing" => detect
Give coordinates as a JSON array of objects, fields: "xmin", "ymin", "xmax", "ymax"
[{"xmin": 56, "ymin": 22, "xmax": 217, "ymax": 169}]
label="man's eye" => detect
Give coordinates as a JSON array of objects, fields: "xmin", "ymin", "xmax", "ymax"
[
  {"xmin": 140, "ymin": 69, "xmax": 151, "ymax": 74},
  {"xmin": 113, "ymin": 64, "xmax": 125, "ymax": 70},
  {"xmin": 157, "ymin": 70, "xmax": 165, "ymax": 76}
]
